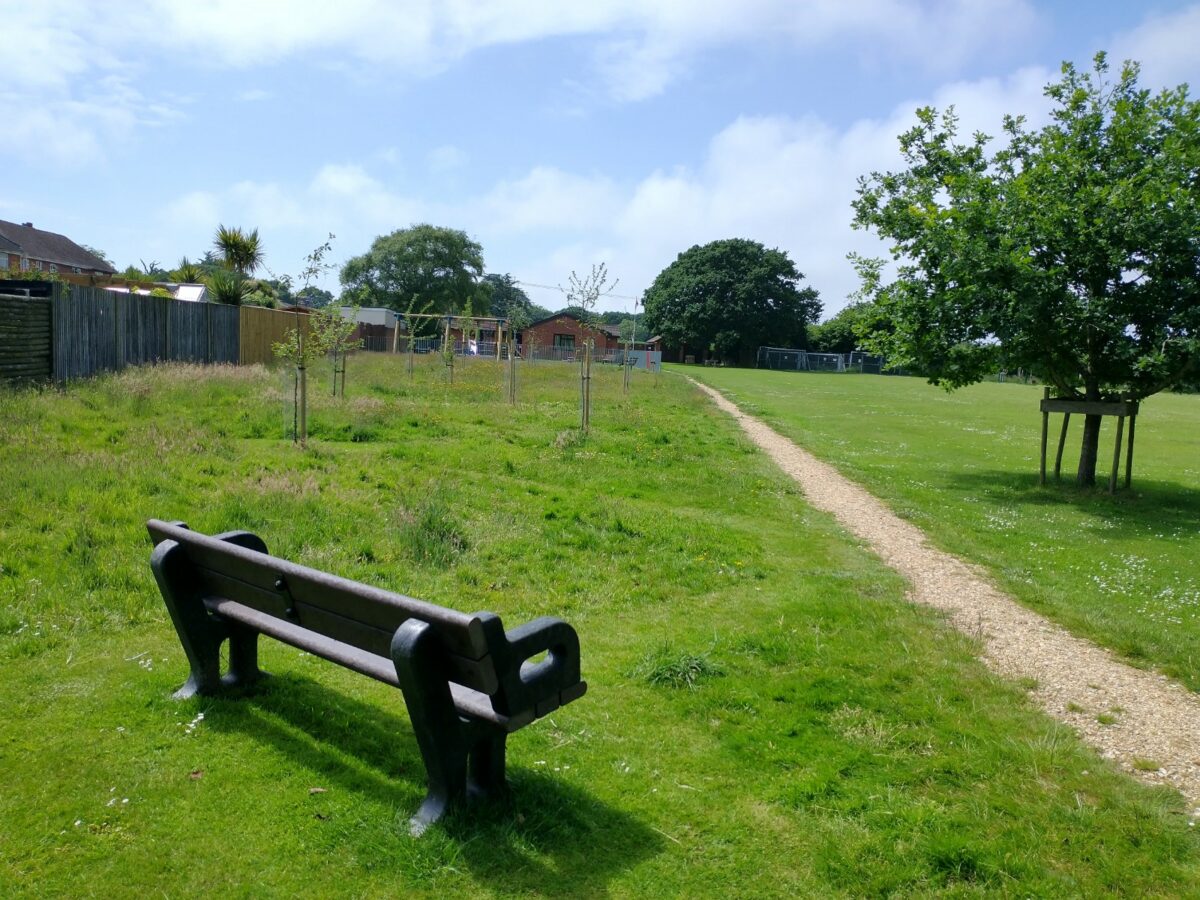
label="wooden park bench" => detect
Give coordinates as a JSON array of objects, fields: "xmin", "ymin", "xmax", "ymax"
[{"xmin": 147, "ymin": 519, "xmax": 587, "ymax": 833}]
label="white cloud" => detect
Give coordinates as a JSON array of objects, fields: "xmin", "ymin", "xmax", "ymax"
[
  {"xmin": 165, "ymin": 190, "xmax": 222, "ymax": 228},
  {"xmin": 1111, "ymin": 4, "xmax": 1200, "ymax": 90},
  {"xmin": 104, "ymin": 4, "xmax": 1192, "ymax": 317},
  {"xmin": 0, "ymin": 0, "xmax": 1048, "ymax": 174},
  {"xmin": 155, "ymin": 163, "xmax": 428, "ymax": 284},
  {"xmin": 427, "ymin": 145, "xmax": 468, "ymax": 173},
  {"xmin": 0, "ymin": 71, "xmax": 179, "ymax": 168},
  {"xmin": 480, "ymin": 167, "xmax": 622, "ymax": 233},
  {"xmin": 485, "ymin": 65, "xmax": 1056, "ymax": 315},
  {"xmin": 4, "ymin": 1, "xmax": 1041, "ymax": 115},
  {"xmin": 150, "ymin": 61, "xmax": 1057, "ymax": 314}
]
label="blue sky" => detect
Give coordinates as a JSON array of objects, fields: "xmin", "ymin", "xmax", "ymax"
[{"xmin": 3, "ymin": 1, "xmax": 1199, "ymax": 317}]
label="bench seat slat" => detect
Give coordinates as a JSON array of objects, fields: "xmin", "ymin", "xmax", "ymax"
[
  {"xmin": 147, "ymin": 520, "xmax": 489, "ymax": 660},
  {"xmin": 193, "ymin": 567, "xmax": 500, "ymax": 693},
  {"xmin": 205, "ymin": 598, "xmax": 529, "ymax": 731}
]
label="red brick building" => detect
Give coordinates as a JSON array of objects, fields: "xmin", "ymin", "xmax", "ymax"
[
  {"xmin": 520, "ymin": 313, "xmax": 622, "ymax": 357},
  {"xmin": 0, "ymin": 220, "xmax": 116, "ymax": 276}
]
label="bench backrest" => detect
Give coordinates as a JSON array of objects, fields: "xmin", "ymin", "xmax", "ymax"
[{"xmin": 147, "ymin": 519, "xmax": 502, "ymax": 694}]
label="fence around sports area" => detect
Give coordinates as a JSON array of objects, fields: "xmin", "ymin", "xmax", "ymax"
[{"xmin": 756, "ymin": 346, "xmax": 888, "ymax": 374}]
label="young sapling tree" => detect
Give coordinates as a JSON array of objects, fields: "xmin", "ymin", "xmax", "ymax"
[
  {"xmin": 562, "ymin": 263, "xmax": 618, "ymax": 434},
  {"xmin": 271, "ymin": 234, "xmax": 337, "ymax": 446}
]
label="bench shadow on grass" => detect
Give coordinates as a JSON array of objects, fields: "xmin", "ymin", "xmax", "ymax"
[
  {"xmin": 205, "ymin": 671, "xmax": 662, "ymax": 894},
  {"xmin": 943, "ymin": 470, "xmax": 1200, "ymax": 537}
]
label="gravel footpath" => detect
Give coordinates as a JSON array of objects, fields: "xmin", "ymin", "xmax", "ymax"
[{"xmin": 695, "ymin": 380, "xmax": 1200, "ymax": 812}]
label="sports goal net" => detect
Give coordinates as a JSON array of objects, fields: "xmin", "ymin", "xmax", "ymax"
[{"xmin": 757, "ymin": 346, "xmax": 846, "ymax": 372}]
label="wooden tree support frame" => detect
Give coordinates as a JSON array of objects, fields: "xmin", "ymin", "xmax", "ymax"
[{"xmin": 1039, "ymin": 388, "xmax": 1140, "ymax": 493}]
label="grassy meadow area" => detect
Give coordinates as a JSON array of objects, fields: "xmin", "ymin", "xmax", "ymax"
[
  {"xmin": 2, "ymin": 355, "xmax": 1200, "ymax": 896},
  {"xmin": 687, "ymin": 368, "xmax": 1200, "ymax": 692}
]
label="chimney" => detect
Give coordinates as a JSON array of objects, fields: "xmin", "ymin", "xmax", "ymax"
[{"xmin": 21, "ymin": 222, "xmax": 33, "ymax": 228}]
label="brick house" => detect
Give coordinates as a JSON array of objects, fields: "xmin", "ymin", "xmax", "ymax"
[
  {"xmin": 0, "ymin": 220, "xmax": 116, "ymax": 276},
  {"xmin": 520, "ymin": 312, "xmax": 623, "ymax": 357}
]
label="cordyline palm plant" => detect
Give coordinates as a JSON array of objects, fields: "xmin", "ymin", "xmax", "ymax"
[
  {"xmin": 173, "ymin": 257, "xmax": 201, "ymax": 283},
  {"xmin": 204, "ymin": 267, "xmax": 250, "ymax": 305},
  {"xmin": 213, "ymin": 225, "xmax": 263, "ymax": 276}
]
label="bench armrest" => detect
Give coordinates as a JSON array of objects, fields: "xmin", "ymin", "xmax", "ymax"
[{"xmin": 499, "ymin": 616, "xmax": 583, "ymax": 713}]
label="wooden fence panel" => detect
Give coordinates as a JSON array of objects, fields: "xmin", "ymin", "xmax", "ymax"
[
  {"xmin": 123, "ymin": 295, "xmax": 171, "ymax": 365},
  {"xmin": 170, "ymin": 301, "xmax": 210, "ymax": 362},
  {"xmin": 210, "ymin": 304, "xmax": 240, "ymax": 364},
  {"xmin": 0, "ymin": 294, "xmax": 53, "ymax": 380},
  {"xmin": 240, "ymin": 306, "xmax": 312, "ymax": 365},
  {"xmin": 52, "ymin": 284, "xmax": 121, "ymax": 380}
]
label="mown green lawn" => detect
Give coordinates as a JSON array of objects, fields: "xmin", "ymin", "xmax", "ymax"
[
  {"xmin": 2, "ymin": 356, "xmax": 1198, "ymax": 896},
  {"xmin": 687, "ymin": 367, "xmax": 1200, "ymax": 692}
]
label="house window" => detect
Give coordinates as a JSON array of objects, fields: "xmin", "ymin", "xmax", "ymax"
[
  {"xmin": 553, "ymin": 334, "xmax": 575, "ymax": 350},
  {"xmin": 73, "ymin": 267, "xmax": 82, "ymax": 274},
  {"xmin": 0, "ymin": 253, "xmax": 7, "ymax": 269},
  {"xmin": 20, "ymin": 257, "xmax": 29, "ymax": 271},
  {"xmin": 49, "ymin": 264, "xmax": 58, "ymax": 273}
]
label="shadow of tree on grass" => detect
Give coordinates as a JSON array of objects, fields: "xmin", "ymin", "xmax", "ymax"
[{"xmin": 942, "ymin": 470, "xmax": 1200, "ymax": 538}]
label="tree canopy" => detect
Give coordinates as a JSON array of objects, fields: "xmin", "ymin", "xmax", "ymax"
[
  {"xmin": 481, "ymin": 273, "xmax": 543, "ymax": 329},
  {"xmin": 809, "ymin": 302, "xmax": 876, "ymax": 354},
  {"xmin": 851, "ymin": 53, "xmax": 1200, "ymax": 484},
  {"xmin": 339, "ymin": 224, "xmax": 484, "ymax": 314},
  {"xmin": 295, "ymin": 285, "xmax": 335, "ymax": 308},
  {"xmin": 643, "ymin": 239, "xmax": 821, "ymax": 364}
]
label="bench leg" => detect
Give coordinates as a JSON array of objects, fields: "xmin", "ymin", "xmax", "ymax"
[
  {"xmin": 391, "ymin": 620, "xmax": 472, "ymax": 835},
  {"xmin": 223, "ymin": 622, "xmax": 265, "ymax": 689},
  {"xmin": 151, "ymin": 541, "xmax": 227, "ymax": 698},
  {"xmin": 468, "ymin": 732, "xmax": 508, "ymax": 801},
  {"xmin": 213, "ymin": 529, "xmax": 268, "ymax": 689}
]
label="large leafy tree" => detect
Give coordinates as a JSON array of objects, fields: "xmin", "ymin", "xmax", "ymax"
[
  {"xmin": 339, "ymin": 224, "xmax": 484, "ymax": 314},
  {"xmin": 809, "ymin": 301, "xmax": 876, "ymax": 354},
  {"xmin": 295, "ymin": 286, "xmax": 335, "ymax": 308},
  {"xmin": 852, "ymin": 54, "xmax": 1200, "ymax": 485},
  {"xmin": 481, "ymin": 273, "xmax": 541, "ymax": 330},
  {"xmin": 643, "ymin": 239, "xmax": 821, "ymax": 364}
]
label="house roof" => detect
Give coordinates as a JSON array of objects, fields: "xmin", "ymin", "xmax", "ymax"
[
  {"xmin": 0, "ymin": 220, "xmax": 117, "ymax": 273},
  {"xmin": 525, "ymin": 312, "xmax": 622, "ymax": 335}
]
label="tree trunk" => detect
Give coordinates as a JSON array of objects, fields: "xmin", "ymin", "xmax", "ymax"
[{"xmin": 1076, "ymin": 380, "xmax": 1101, "ymax": 486}]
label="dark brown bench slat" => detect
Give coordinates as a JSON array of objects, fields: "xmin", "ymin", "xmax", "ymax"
[
  {"xmin": 205, "ymin": 589, "xmax": 500, "ymax": 694},
  {"xmin": 148, "ymin": 519, "xmax": 488, "ymax": 659},
  {"xmin": 204, "ymin": 598, "xmax": 526, "ymax": 731}
]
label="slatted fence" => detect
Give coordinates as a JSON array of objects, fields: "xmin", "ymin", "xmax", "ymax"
[
  {"xmin": 0, "ymin": 281, "xmax": 246, "ymax": 382},
  {"xmin": 0, "ymin": 292, "xmax": 52, "ymax": 380},
  {"xmin": 240, "ymin": 305, "xmax": 314, "ymax": 365}
]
